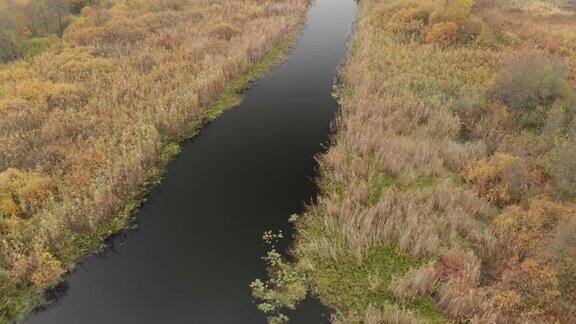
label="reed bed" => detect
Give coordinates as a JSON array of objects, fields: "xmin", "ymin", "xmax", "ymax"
[
  {"xmin": 0, "ymin": 0, "xmax": 307, "ymax": 320},
  {"xmin": 283, "ymin": 0, "xmax": 576, "ymax": 321}
]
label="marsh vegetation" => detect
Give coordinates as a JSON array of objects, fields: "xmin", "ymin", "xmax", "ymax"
[
  {"xmin": 0, "ymin": 0, "xmax": 307, "ymax": 320},
  {"xmin": 254, "ymin": 0, "xmax": 576, "ymax": 322}
]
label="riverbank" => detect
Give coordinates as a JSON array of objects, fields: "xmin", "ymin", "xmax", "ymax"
[
  {"xmin": 0, "ymin": 0, "xmax": 307, "ymax": 321},
  {"xmin": 255, "ymin": 0, "xmax": 576, "ymax": 322},
  {"xmin": 57, "ymin": 29, "xmax": 303, "ymax": 270}
]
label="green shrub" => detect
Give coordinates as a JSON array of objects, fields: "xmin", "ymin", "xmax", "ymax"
[{"xmin": 22, "ymin": 36, "xmax": 62, "ymax": 59}]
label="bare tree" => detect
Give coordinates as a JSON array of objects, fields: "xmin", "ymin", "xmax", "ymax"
[
  {"xmin": 91, "ymin": 0, "xmax": 104, "ymax": 26},
  {"xmin": 0, "ymin": 31, "xmax": 22, "ymax": 62},
  {"xmin": 50, "ymin": 0, "xmax": 66, "ymax": 36}
]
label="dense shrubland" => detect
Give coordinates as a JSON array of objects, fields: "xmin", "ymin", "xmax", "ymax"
[
  {"xmin": 253, "ymin": 0, "xmax": 576, "ymax": 322},
  {"xmin": 0, "ymin": 0, "xmax": 307, "ymax": 320}
]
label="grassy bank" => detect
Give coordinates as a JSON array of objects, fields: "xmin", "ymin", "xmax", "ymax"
[
  {"xmin": 254, "ymin": 0, "xmax": 576, "ymax": 322},
  {"xmin": 0, "ymin": 0, "xmax": 308, "ymax": 321}
]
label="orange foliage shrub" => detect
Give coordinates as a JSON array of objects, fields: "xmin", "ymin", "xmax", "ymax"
[
  {"xmin": 464, "ymin": 153, "xmax": 518, "ymax": 206},
  {"xmin": 495, "ymin": 259, "xmax": 561, "ymax": 318},
  {"xmin": 482, "ymin": 198, "xmax": 575, "ymax": 318},
  {"xmin": 383, "ymin": 0, "xmax": 483, "ymax": 45},
  {"xmin": 492, "ymin": 198, "xmax": 572, "ymax": 259}
]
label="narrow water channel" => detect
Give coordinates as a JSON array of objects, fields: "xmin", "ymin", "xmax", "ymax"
[{"xmin": 26, "ymin": 0, "xmax": 357, "ymax": 322}]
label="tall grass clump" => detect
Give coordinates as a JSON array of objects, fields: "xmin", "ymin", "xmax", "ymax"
[
  {"xmin": 0, "ymin": 0, "xmax": 308, "ymax": 321},
  {"xmin": 252, "ymin": 0, "xmax": 576, "ymax": 322}
]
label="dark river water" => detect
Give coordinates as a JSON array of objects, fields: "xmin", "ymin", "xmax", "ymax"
[{"xmin": 26, "ymin": 0, "xmax": 357, "ymax": 322}]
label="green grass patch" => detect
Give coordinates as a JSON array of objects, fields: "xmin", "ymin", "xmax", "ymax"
[
  {"xmin": 310, "ymin": 245, "xmax": 446, "ymax": 322},
  {"xmin": 368, "ymin": 172, "xmax": 397, "ymax": 205},
  {"xmin": 22, "ymin": 36, "xmax": 62, "ymax": 59},
  {"xmin": 318, "ymin": 176, "xmax": 346, "ymax": 197},
  {"xmin": 408, "ymin": 176, "xmax": 437, "ymax": 190},
  {"xmin": 367, "ymin": 172, "xmax": 437, "ymax": 205},
  {"xmin": 0, "ymin": 283, "xmax": 43, "ymax": 323},
  {"xmin": 158, "ymin": 141, "xmax": 182, "ymax": 167}
]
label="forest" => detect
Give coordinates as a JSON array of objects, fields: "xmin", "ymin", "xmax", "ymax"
[
  {"xmin": 0, "ymin": 0, "xmax": 307, "ymax": 321},
  {"xmin": 253, "ymin": 0, "xmax": 576, "ymax": 322}
]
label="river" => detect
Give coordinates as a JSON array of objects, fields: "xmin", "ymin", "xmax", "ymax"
[{"xmin": 26, "ymin": 0, "xmax": 357, "ymax": 322}]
